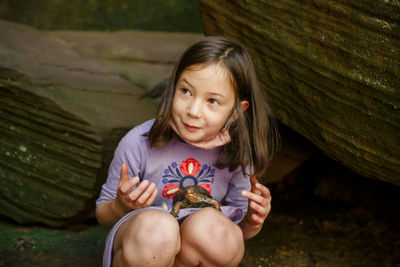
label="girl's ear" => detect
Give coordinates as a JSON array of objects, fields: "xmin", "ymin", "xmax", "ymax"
[
  {"xmin": 239, "ymin": 100, "xmax": 250, "ymax": 112},
  {"xmin": 232, "ymin": 100, "xmax": 250, "ymax": 121}
]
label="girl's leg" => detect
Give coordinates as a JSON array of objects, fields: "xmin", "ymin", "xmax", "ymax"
[
  {"xmin": 113, "ymin": 210, "xmax": 181, "ymax": 267},
  {"xmin": 174, "ymin": 208, "xmax": 245, "ymax": 267}
]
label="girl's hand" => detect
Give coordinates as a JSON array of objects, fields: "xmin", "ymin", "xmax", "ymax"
[
  {"xmin": 113, "ymin": 163, "xmax": 158, "ymax": 215},
  {"xmin": 242, "ymin": 176, "xmax": 272, "ymax": 226}
]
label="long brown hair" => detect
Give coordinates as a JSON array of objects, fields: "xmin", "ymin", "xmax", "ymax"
[{"xmin": 146, "ymin": 36, "xmax": 279, "ymax": 178}]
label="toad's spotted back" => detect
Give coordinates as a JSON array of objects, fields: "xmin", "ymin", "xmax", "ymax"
[{"xmin": 170, "ymin": 185, "xmax": 221, "ymax": 217}]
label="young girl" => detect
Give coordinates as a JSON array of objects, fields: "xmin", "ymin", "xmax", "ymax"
[{"xmin": 96, "ymin": 36, "xmax": 279, "ymax": 267}]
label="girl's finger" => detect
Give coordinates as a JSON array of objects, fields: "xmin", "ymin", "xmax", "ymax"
[
  {"xmin": 128, "ymin": 180, "xmax": 150, "ymax": 201},
  {"xmin": 250, "ymin": 175, "xmax": 259, "ymax": 187},
  {"xmin": 249, "ymin": 200, "xmax": 268, "ymax": 217},
  {"xmin": 119, "ymin": 164, "xmax": 130, "ymax": 185},
  {"xmin": 255, "ymin": 183, "xmax": 272, "ymax": 200},
  {"xmin": 242, "ymin": 190, "xmax": 265, "ymax": 204},
  {"xmin": 145, "ymin": 188, "xmax": 158, "ymax": 206},
  {"xmin": 136, "ymin": 182, "xmax": 156, "ymax": 205},
  {"xmin": 251, "ymin": 184, "xmax": 262, "ymax": 195},
  {"xmin": 120, "ymin": 176, "xmax": 140, "ymax": 193},
  {"xmin": 250, "ymin": 213, "xmax": 265, "ymax": 225}
]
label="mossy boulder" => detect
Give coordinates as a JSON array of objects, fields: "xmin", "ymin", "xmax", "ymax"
[
  {"xmin": 0, "ymin": 20, "xmax": 161, "ymax": 226},
  {"xmin": 47, "ymin": 30, "xmax": 202, "ymax": 94},
  {"xmin": 199, "ymin": 0, "xmax": 400, "ymax": 185}
]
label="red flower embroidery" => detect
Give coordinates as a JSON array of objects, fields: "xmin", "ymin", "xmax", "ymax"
[
  {"xmin": 162, "ymin": 184, "xmax": 180, "ymax": 199},
  {"xmin": 179, "ymin": 158, "xmax": 201, "ymax": 176},
  {"xmin": 199, "ymin": 184, "xmax": 211, "ymax": 194}
]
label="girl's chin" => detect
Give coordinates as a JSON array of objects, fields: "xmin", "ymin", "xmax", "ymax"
[
  {"xmin": 181, "ymin": 134, "xmax": 201, "ymax": 142},
  {"xmin": 179, "ymin": 131, "xmax": 204, "ymax": 143}
]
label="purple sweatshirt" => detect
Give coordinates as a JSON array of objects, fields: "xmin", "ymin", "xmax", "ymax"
[{"xmin": 96, "ymin": 119, "xmax": 251, "ymax": 266}]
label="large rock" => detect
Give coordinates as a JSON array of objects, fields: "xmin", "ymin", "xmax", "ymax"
[
  {"xmin": 48, "ymin": 30, "xmax": 202, "ymax": 93},
  {"xmin": 199, "ymin": 0, "xmax": 400, "ymax": 185},
  {"xmin": 0, "ymin": 20, "xmax": 162, "ymax": 226}
]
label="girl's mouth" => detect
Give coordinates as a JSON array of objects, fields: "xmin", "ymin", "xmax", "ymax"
[{"xmin": 184, "ymin": 123, "xmax": 200, "ymax": 132}]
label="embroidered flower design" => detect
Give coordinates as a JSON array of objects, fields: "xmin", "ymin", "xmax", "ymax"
[
  {"xmin": 179, "ymin": 158, "xmax": 201, "ymax": 176},
  {"xmin": 162, "ymin": 184, "xmax": 181, "ymax": 199},
  {"xmin": 162, "ymin": 158, "xmax": 215, "ymax": 199}
]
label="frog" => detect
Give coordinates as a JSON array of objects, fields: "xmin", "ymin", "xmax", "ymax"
[{"xmin": 170, "ymin": 185, "xmax": 221, "ymax": 217}]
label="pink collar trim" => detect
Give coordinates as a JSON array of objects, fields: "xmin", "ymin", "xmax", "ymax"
[{"xmin": 169, "ymin": 120, "xmax": 231, "ymax": 150}]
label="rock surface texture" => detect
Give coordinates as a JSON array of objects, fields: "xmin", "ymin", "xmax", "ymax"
[
  {"xmin": 200, "ymin": 0, "xmax": 400, "ymax": 185},
  {"xmin": 0, "ymin": 20, "xmax": 202, "ymax": 226},
  {"xmin": 48, "ymin": 30, "xmax": 202, "ymax": 94}
]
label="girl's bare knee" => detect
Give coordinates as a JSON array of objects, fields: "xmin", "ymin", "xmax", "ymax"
[
  {"xmin": 133, "ymin": 210, "xmax": 180, "ymax": 245},
  {"xmin": 115, "ymin": 210, "xmax": 180, "ymax": 266},
  {"xmin": 180, "ymin": 208, "xmax": 244, "ymax": 265}
]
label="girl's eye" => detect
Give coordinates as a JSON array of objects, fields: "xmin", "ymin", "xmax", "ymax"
[
  {"xmin": 208, "ymin": 98, "xmax": 220, "ymax": 105},
  {"xmin": 181, "ymin": 88, "xmax": 191, "ymax": 96}
]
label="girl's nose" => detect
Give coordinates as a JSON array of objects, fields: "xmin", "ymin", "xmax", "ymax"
[{"xmin": 187, "ymin": 99, "xmax": 202, "ymax": 118}]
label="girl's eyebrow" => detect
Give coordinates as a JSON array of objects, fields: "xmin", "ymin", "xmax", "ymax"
[
  {"xmin": 180, "ymin": 78, "xmax": 225, "ymax": 99},
  {"xmin": 208, "ymin": 92, "xmax": 225, "ymax": 98},
  {"xmin": 180, "ymin": 79, "xmax": 193, "ymax": 88}
]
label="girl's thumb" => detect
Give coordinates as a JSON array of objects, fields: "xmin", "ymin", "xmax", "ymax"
[
  {"xmin": 119, "ymin": 163, "xmax": 129, "ymax": 184},
  {"xmin": 250, "ymin": 175, "xmax": 259, "ymax": 187}
]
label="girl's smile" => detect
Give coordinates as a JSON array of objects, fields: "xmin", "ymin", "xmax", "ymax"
[
  {"xmin": 172, "ymin": 63, "xmax": 236, "ymax": 143},
  {"xmin": 183, "ymin": 122, "xmax": 201, "ymax": 132}
]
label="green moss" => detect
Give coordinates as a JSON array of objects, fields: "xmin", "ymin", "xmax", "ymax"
[
  {"xmin": 0, "ymin": 222, "xmax": 108, "ymax": 266},
  {"xmin": 0, "ymin": 0, "xmax": 203, "ymax": 32}
]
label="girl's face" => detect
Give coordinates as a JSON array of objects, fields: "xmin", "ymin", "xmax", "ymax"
[{"xmin": 172, "ymin": 63, "xmax": 236, "ymax": 143}]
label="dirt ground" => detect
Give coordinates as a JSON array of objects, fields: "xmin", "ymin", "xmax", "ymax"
[{"xmin": 1, "ymin": 156, "xmax": 399, "ymax": 267}]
